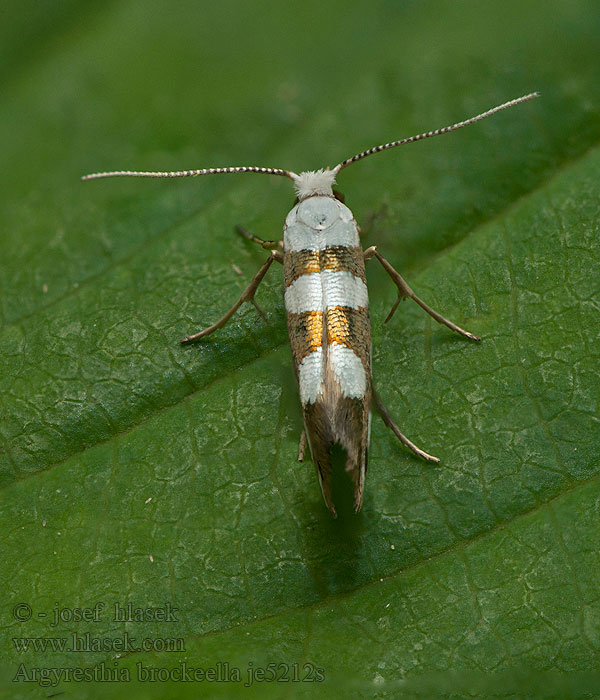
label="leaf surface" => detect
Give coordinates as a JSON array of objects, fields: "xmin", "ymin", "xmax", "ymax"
[{"xmin": 1, "ymin": 1, "xmax": 599, "ymax": 697}]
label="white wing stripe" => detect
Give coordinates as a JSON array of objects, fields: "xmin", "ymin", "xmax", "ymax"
[
  {"xmin": 284, "ymin": 222, "xmax": 360, "ymax": 251},
  {"xmin": 329, "ymin": 344, "xmax": 367, "ymax": 399},
  {"xmin": 284, "ymin": 273, "xmax": 323, "ymax": 313},
  {"xmin": 285, "ymin": 270, "xmax": 368, "ymax": 314},
  {"xmin": 298, "ymin": 347, "xmax": 324, "ymax": 404},
  {"xmin": 298, "ymin": 344, "xmax": 367, "ymax": 404},
  {"xmin": 322, "ymin": 269, "xmax": 369, "ymax": 310}
]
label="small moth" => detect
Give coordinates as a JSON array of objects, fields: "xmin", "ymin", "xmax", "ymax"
[{"xmin": 83, "ymin": 92, "xmax": 538, "ymax": 516}]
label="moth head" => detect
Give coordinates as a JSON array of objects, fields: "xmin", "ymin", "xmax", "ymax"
[{"xmin": 291, "ymin": 169, "xmax": 337, "ymax": 201}]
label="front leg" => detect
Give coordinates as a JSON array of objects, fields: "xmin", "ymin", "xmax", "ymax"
[
  {"xmin": 181, "ymin": 250, "xmax": 282, "ymax": 344},
  {"xmin": 236, "ymin": 225, "xmax": 281, "ymax": 251},
  {"xmin": 364, "ymin": 246, "xmax": 480, "ymax": 341}
]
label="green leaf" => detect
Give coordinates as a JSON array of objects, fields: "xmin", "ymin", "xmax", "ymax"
[{"xmin": 1, "ymin": 1, "xmax": 600, "ymax": 698}]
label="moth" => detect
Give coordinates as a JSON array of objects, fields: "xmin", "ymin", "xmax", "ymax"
[{"xmin": 83, "ymin": 92, "xmax": 538, "ymax": 516}]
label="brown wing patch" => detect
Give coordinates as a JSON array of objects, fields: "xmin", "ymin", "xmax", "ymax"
[
  {"xmin": 284, "ymin": 249, "xmax": 320, "ymax": 285},
  {"xmin": 303, "ymin": 391, "xmax": 371, "ymax": 515},
  {"xmin": 326, "ymin": 306, "xmax": 371, "ymax": 372},
  {"xmin": 287, "ymin": 311, "xmax": 324, "ymax": 366},
  {"xmin": 320, "ymin": 246, "xmax": 366, "ymax": 281},
  {"xmin": 284, "ymin": 245, "xmax": 365, "ymax": 285}
]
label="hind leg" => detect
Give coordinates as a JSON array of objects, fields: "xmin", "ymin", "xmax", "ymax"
[{"xmin": 373, "ymin": 389, "xmax": 439, "ymax": 463}]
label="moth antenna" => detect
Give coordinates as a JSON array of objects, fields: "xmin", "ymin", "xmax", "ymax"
[
  {"xmin": 332, "ymin": 92, "xmax": 539, "ymax": 175},
  {"xmin": 81, "ymin": 165, "xmax": 298, "ymax": 182}
]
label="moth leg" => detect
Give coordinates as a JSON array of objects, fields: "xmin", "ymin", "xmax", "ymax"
[
  {"xmin": 297, "ymin": 429, "xmax": 307, "ymax": 462},
  {"xmin": 373, "ymin": 390, "xmax": 440, "ymax": 463},
  {"xmin": 230, "ymin": 263, "xmax": 268, "ymax": 322},
  {"xmin": 180, "ymin": 252, "xmax": 279, "ymax": 344},
  {"xmin": 236, "ymin": 225, "xmax": 281, "ymax": 251},
  {"xmin": 364, "ymin": 246, "xmax": 480, "ymax": 341}
]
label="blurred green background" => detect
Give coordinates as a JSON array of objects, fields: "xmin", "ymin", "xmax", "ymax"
[{"xmin": 1, "ymin": 1, "xmax": 599, "ymax": 698}]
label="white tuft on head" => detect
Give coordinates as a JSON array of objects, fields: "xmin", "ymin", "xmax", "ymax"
[{"xmin": 292, "ymin": 169, "xmax": 337, "ymax": 200}]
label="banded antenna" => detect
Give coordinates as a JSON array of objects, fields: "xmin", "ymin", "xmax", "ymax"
[
  {"xmin": 81, "ymin": 165, "xmax": 298, "ymax": 182},
  {"xmin": 81, "ymin": 93, "xmax": 538, "ymax": 185},
  {"xmin": 332, "ymin": 92, "xmax": 539, "ymax": 175}
]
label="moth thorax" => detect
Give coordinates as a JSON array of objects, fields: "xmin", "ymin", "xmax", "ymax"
[{"xmin": 293, "ymin": 169, "xmax": 337, "ymax": 201}]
